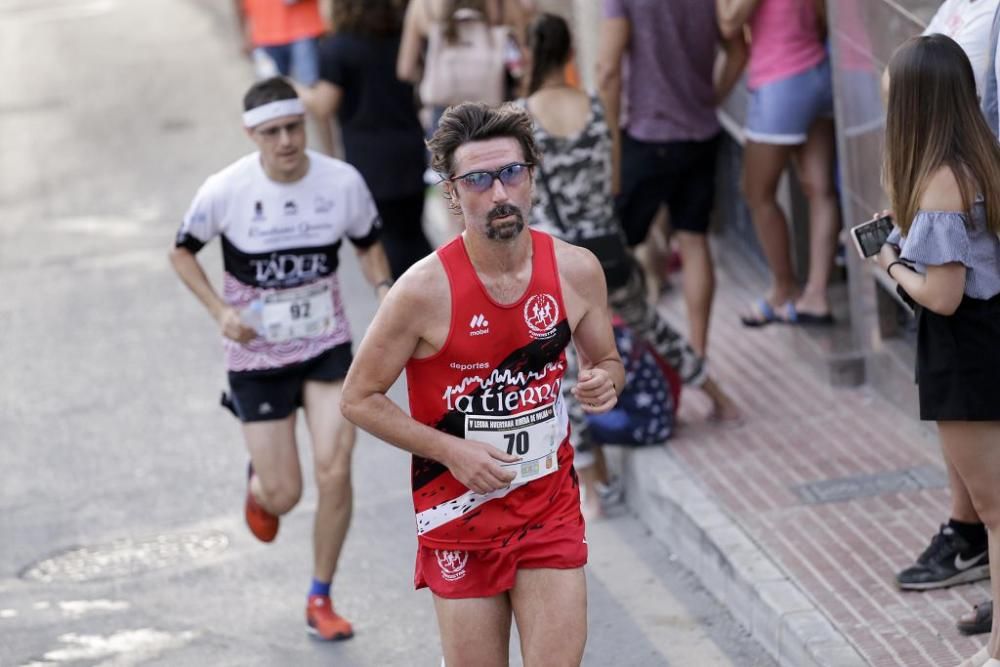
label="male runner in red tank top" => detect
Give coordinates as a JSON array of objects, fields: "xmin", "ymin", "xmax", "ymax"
[{"xmin": 342, "ymin": 102, "xmax": 624, "ymax": 666}]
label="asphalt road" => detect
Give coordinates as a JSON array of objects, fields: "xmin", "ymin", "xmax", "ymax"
[{"xmin": 0, "ymin": 1, "xmax": 775, "ymax": 665}]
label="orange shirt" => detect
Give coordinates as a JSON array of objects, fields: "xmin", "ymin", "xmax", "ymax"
[{"xmin": 243, "ymin": 0, "xmax": 325, "ymax": 47}]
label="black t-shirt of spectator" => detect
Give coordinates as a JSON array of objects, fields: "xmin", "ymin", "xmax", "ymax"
[{"xmin": 318, "ymin": 32, "xmax": 426, "ymax": 201}]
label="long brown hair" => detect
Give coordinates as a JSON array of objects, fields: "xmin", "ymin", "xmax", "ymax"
[
  {"xmin": 526, "ymin": 13, "xmax": 571, "ymax": 95},
  {"xmin": 883, "ymin": 34, "xmax": 1000, "ymax": 235},
  {"xmin": 332, "ymin": 0, "xmax": 405, "ymax": 36}
]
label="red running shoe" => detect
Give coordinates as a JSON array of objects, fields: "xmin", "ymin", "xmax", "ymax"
[
  {"xmin": 306, "ymin": 595, "xmax": 354, "ymax": 641},
  {"xmin": 244, "ymin": 464, "xmax": 278, "ymax": 543}
]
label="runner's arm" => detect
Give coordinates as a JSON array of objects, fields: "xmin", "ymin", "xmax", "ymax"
[
  {"xmin": 168, "ymin": 246, "xmax": 256, "ymax": 343},
  {"xmin": 596, "ymin": 16, "xmax": 628, "ymax": 196},
  {"xmin": 716, "ymin": 0, "xmax": 763, "ymax": 39},
  {"xmin": 340, "ymin": 268, "xmax": 518, "ymax": 493},
  {"xmin": 354, "ymin": 241, "xmax": 393, "ymax": 302},
  {"xmin": 557, "ymin": 244, "xmax": 624, "ymax": 414}
]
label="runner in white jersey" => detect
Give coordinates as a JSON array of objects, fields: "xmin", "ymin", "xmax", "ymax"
[{"xmin": 169, "ymin": 77, "xmax": 393, "ymax": 641}]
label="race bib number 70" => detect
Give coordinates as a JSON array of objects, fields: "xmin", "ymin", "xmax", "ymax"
[{"xmin": 465, "ymin": 403, "xmax": 560, "ymax": 485}]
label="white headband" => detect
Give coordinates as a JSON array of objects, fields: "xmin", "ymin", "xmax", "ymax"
[{"xmin": 242, "ymin": 98, "xmax": 306, "ymax": 129}]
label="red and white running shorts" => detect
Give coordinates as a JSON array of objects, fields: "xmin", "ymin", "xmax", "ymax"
[{"xmin": 414, "ymin": 517, "xmax": 587, "ymax": 599}]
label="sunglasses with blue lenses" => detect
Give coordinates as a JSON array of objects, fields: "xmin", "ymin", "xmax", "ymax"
[{"xmin": 449, "ymin": 163, "xmax": 533, "ymax": 193}]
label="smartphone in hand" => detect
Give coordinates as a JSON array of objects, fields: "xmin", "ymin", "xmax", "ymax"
[{"xmin": 850, "ymin": 215, "xmax": 894, "ymax": 258}]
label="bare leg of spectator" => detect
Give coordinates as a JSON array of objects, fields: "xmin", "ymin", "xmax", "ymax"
[
  {"xmin": 741, "ymin": 141, "xmax": 797, "ymax": 321},
  {"xmin": 675, "ymin": 230, "xmax": 715, "ymax": 358},
  {"xmin": 791, "ymin": 118, "xmax": 838, "ymax": 317},
  {"xmin": 946, "ymin": 455, "xmax": 982, "ymax": 523},
  {"xmin": 939, "ymin": 421, "xmax": 1000, "ymax": 665},
  {"xmin": 634, "ymin": 206, "xmax": 669, "ymax": 304}
]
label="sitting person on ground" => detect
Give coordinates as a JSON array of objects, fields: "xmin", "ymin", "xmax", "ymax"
[{"xmin": 577, "ymin": 318, "xmax": 681, "ymax": 520}]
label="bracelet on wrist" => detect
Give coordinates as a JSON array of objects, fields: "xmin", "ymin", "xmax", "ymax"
[
  {"xmin": 886, "ymin": 260, "xmax": 908, "ymax": 280},
  {"xmin": 375, "ymin": 278, "xmax": 393, "ymax": 291}
]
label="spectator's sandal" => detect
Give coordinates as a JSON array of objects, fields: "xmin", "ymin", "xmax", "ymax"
[
  {"xmin": 956, "ymin": 600, "xmax": 992, "ymax": 636},
  {"xmin": 741, "ymin": 298, "xmax": 793, "ymax": 328},
  {"xmin": 783, "ymin": 302, "xmax": 835, "ymax": 326}
]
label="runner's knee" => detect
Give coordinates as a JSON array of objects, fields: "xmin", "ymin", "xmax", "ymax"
[
  {"xmin": 313, "ymin": 430, "xmax": 355, "ymax": 482},
  {"xmin": 258, "ymin": 478, "xmax": 302, "ymax": 515},
  {"xmin": 315, "ymin": 465, "xmax": 351, "ymax": 495}
]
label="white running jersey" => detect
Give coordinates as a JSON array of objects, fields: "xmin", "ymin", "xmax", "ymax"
[{"xmin": 176, "ymin": 150, "xmax": 381, "ymax": 372}]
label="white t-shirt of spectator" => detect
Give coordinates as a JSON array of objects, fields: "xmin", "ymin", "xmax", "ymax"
[
  {"xmin": 923, "ymin": 0, "xmax": 1000, "ymax": 95},
  {"xmin": 176, "ymin": 150, "xmax": 381, "ymax": 372}
]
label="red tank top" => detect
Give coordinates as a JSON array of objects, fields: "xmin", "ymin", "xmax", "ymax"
[{"xmin": 405, "ymin": 230, "xmax": 583, "ymax": 550}]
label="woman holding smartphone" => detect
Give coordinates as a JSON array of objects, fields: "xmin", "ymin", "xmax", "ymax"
[{"xmin": 879, "ymin": 34, "xmax": 1000, "ymax": 667}]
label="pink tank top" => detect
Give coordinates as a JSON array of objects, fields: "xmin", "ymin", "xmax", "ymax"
[{"xmin": 748, "ymin": 0, "xmax": 827, "ymax": 90}]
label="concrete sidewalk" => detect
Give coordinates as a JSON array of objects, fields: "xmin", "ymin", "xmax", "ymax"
[{"xmin": 620, "ymin": 248, "xmax": 990, "ymax": 667}]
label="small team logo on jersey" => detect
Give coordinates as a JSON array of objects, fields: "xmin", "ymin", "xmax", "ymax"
[
  {"xmin": 314, "ymin": 195, "xmax": 334, "ymax": 213},
  {"xmin": 524, "ymin": 294, "xmax": 559, "ymax": 339},
  {"xmin": 283, "ymin": 200, "xmax": 297, "ymax": 216},
  {"xmin": 435, "ymin": 549, "xmax": 469, "ymax": 582},
  {"xmin": 469, "ymin": 313, "xmax": 490, "ymax": 336},
  {"xmin": 253, "ymin": 201, "xmax": 265, "ymax": 221}
]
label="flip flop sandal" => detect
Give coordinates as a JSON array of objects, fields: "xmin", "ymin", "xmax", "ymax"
[
  {"xmin": 741, "ymin": 298, "xmax": 789, "ymax": 328},
  {"xmin": 957, "ymin": 600, "xmax": 992, "ymax": 636},
  {"xmin": 783, "ymin": 302, "xmax": 835, "ymax": 326}
]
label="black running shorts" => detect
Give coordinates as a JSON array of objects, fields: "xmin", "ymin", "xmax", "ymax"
[{"xmin": 226, "ymin": 342, "xmax": 353, "ymax": 423}]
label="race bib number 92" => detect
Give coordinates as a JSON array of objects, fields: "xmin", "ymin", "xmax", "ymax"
[{"xmin": 254, "ymin": 281, "xmax": 335, "ymax": 343}]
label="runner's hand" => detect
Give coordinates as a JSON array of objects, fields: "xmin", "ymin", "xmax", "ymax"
[
  {"xmin": 573, "ymin": 368, "xmax": 618, "ymax": 414},
  {"xmin": 218, "ymin": 306, "xmax": 257, "ymax": 344},
  {"xmin": 444, "ymin": 440, "xmax": 518, "ymax": 495}
]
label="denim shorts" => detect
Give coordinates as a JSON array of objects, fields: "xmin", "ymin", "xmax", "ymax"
[
  {"xmin": 745, "ymin": 58, "xmax": 833, "ymax": 145},
  {"xmin": 254, "ymin": 37, "xmax": 320, "ymax": 86}
]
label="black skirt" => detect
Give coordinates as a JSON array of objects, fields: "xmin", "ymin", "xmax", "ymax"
[{"xmin": 917, "ymin": 292, "xmax": 1000, "ymax": 421}]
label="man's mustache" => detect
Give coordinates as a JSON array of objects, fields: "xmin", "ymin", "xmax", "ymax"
[{"xmin": 487, "ymin": 204, "xmax": 523, "ymax": 222}]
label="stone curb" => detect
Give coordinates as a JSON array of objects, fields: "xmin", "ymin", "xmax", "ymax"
[{"xmin": 621, "ymin": 446, "xmax": 869, "ymax": 667}]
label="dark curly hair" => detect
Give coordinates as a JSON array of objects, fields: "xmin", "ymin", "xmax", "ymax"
[{"xmin": 427, "ymin": 102, "xmax": 541, "ymax": 178}]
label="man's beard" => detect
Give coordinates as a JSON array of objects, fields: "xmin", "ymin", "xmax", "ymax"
[{"xmin": 485, "ymin": 203, "xmax": 525, "ymax": 241}]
